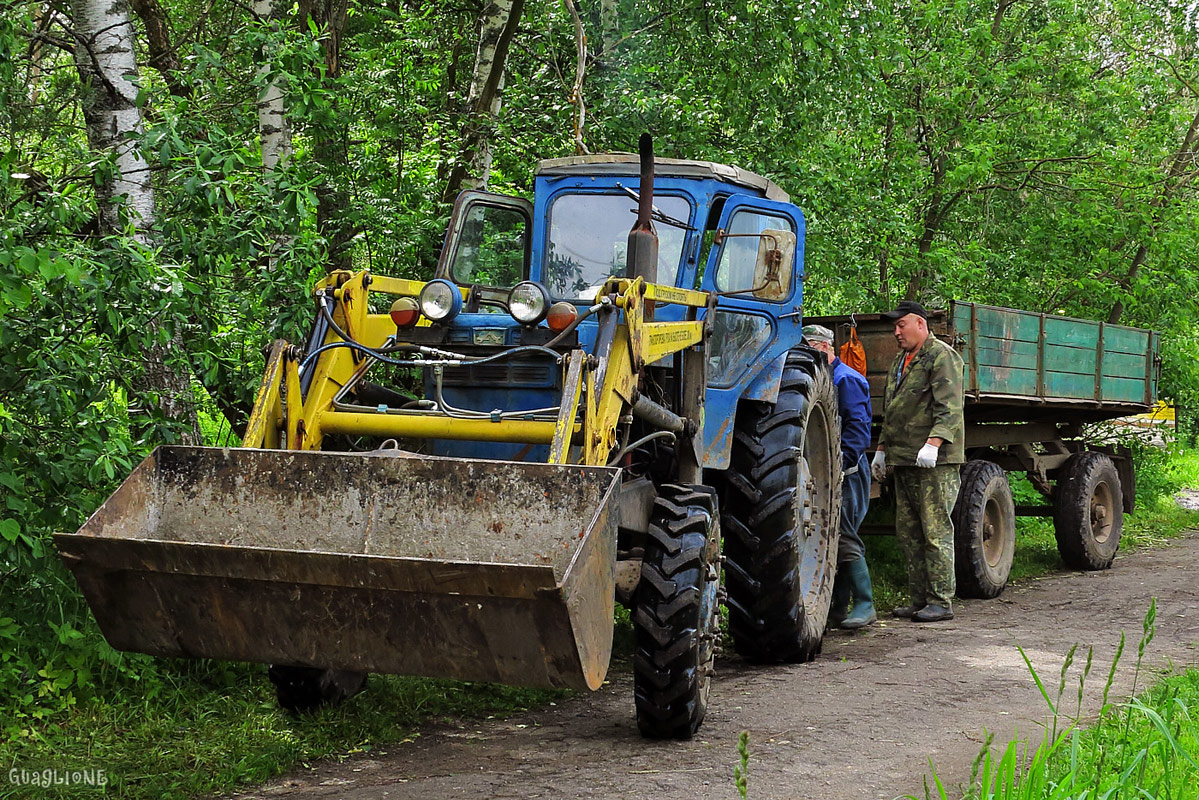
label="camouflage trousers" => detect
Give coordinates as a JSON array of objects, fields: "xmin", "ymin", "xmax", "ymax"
[{"xmin": 893, "ymin": 465, "xmax": 960, "ymax": 608}]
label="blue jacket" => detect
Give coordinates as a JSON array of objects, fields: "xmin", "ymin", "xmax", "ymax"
[{"xmin": 831, "ymin": 357, "xmax": 872, "ymax": 470}]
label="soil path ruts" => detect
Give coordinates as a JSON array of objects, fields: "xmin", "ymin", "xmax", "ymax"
[{"xmin": 231, "ymin": 531, "xmax": 1199, "ymax": 800}]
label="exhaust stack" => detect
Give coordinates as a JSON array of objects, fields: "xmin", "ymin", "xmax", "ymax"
[{"xmin": 626, "ymin": 133, "xmax": 659, "ymax": 291}]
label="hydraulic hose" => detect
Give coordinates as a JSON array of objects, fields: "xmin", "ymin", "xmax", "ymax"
[{"xmin": 301, "ymin": 294, "xmax": 562, "ymax": 371}]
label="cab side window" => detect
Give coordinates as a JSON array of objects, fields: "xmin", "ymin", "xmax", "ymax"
[
  {"xmin": 707, "ymin": 311, "xmax": 773, "ymax": 386},
  {"xmin": 714, "ymin": 210, "xmax": 793, "ymax": 294}
]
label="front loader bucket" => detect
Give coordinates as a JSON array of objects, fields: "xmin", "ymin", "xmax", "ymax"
[{"xmin": 55, "ymin": 446, "xmax": 620, "ymax": 691}]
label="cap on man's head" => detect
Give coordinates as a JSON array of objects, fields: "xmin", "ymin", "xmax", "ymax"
[
  {"xmin": 802, "ymin": 324, "xmax": 835, "ymax": 344},
  {"xmin": 881, "ymin": 300, "xmax": 929, "ymax": 321}
]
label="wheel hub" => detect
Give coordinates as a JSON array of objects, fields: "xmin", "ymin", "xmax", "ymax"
[
  {"xmin": 982, "ymin": 498, "xmax": 1004, "ymax": 567},
  {"xmin": 1090, "ymin": 480, "xmax": 1115, "ymax": 544}
]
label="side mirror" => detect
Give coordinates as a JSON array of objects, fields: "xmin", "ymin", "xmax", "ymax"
[{"xmin": 752, "ymin": 229, "xmax": 796, "ymax": 301}]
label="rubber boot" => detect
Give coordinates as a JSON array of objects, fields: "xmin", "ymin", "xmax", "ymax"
[
  {"xmin": 913, "ymin": 603, "xmax": 953, "ymax": 622},
  {"xmin": 828, "ymin": 567, "xmax": 851, "ymax": 628},
  {"xmin": 840, "ymin": 558, "xmax": 877, "ymax": 629}
]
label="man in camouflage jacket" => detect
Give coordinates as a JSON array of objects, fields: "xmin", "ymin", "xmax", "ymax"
[{"xmin": 870, "ymin": 301, "xmax": 965, "ymax": 622}]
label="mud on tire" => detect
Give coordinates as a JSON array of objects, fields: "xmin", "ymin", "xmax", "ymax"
[
  {"xmin": 633, "ymin": 484, "xmax": 721, "ymax": 740},
  {"xmin": 952, "ymin": 460, "xmax": 1016, "ymax": 598},
  {"xmin": 721, "ymin": 347, "xmax": 841, "ymax": 663},
  {"xmin": 1054, "ymin": 451, "xmax": 1123, "ymax": 570}
]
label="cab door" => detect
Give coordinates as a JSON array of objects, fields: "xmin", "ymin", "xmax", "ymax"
[
  {"xmin": 698, "ymin": 195, "xmax": 806, "ymax": 469},
  {"xmin": 436, "ymin": 191, "xmax": 534, "ymax": 289}
]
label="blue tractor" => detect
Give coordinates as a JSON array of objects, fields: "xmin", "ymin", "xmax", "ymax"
[{"xmin": 58, "ymin": 138, "xmax": 843, "ymax": 739}]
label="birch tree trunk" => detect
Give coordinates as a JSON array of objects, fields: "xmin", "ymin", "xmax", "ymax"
[
  {"xmin": 442, "ymin": 0, "xmax": 525, "ymax": 201},
  {"xmin": 71, "ymin": 0, "xmax": 200, "ymax": 443},
  {"xmin": 255, "ymin": 0, "xmax": 292, "ymax": 173},
  {"xmin": 255, "ymin": 0, "xmax": 293, "ymax": 281},
  {"xmin": 70, "ymin": 0, "xmax": 155, "ymax": 236},
  {"xmin": 598, "ymin": 0, "xmax": 618, "ymax": 55}
]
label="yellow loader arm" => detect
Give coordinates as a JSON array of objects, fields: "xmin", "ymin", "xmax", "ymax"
[{"xmin": 242, "ymin": 270, "xmax": 713, "ymax": 469}]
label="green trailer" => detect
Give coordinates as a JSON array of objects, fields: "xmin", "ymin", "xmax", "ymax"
[{"xmin": 806, "ymin": 301, "xmax": 1161, "ymax": 598}]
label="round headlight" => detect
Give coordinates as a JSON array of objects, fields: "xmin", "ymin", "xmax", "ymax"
[
  {"xmin": 419, "ymin": 279, "xmax": 462, "ymax": 323},
  {"xmin": 508, "ymin": 281, "xmax": 550, "ymax": 325}
]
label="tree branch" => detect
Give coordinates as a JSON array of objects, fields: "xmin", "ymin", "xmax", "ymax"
[
  {"xmin": 129, "ymin": 0, "xmax": 187, "ymax": 96},
  {"xmin": 562, "ymin": 0, "xmax": 588, "ymax": 155}
]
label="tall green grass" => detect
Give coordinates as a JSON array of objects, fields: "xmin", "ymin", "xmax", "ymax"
[{"xmin": 904, "ymin": 601, "xmax": 1199, "ymax": 800}]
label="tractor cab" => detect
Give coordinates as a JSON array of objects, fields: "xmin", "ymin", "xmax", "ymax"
[{"xmin": 430, "ymin": 155, "xmax": 807, "ymax": 467}]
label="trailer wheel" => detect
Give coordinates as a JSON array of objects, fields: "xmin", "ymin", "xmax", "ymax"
[
  {"xmin": 952, "ymin": 460, "xmax": 1016, "ymax": 598},
  {"xmin": 267, "ymin": 666, "xmax": 367, "ymax": 713},
  {"xmin": 1054, "ymin": 452, "xmax": 1123, "ymax": 570},
  {"xmin": 633, "ymin": 484, "xmax": 721, "ymax": 739},
  {"xmin": 721, "ymin": 347, "xmax": 841, "ymax": 663}
]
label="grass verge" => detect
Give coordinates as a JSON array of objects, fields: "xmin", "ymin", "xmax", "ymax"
[
  {"xmin": 906, "ymin": 602, "xmax": 1199, "ymax": 800},
  {"xmin": 1, "ymin": 658, "xmax": 566, "ymax": 799}
]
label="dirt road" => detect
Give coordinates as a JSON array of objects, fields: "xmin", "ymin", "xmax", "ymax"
[{"xmin": 232, "ymin": 531, "xmax": 1199, "ymax": 800}]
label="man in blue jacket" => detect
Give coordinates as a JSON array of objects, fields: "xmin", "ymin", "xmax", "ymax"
[{"xmin": 803, "ymin": 325, "xmax": 876, "ymax": 629}]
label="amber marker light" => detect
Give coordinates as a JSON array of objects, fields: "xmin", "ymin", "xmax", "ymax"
[
  {"xmin": 546, "ymin": 301, "xmax": 579, "ymax": 333},
  {"xmin": 390, "ymin": 296, "xmax": 421, "ymax": 329}
]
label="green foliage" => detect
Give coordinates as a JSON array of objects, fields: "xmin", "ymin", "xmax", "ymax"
[
  {"xmin": 1159, "ymin": 323, "xmax": 1199, "ymax": 445},
  {"xmin": 1128, "ymin": 438, "xmax": 1183, "ymax": 507},
  {"xmin": 735, "ymin": 729, "xmax": 750, "ymax": 799}
]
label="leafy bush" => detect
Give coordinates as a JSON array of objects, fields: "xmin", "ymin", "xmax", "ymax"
[{"xmin": 1127, "ymin": 439, "xmax": 1185, "ymax": 510}]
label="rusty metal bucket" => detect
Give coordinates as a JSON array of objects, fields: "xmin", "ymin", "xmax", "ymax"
[{"xmin": 55, "ymin": 446, "xmax": 620, "ymax": 691}]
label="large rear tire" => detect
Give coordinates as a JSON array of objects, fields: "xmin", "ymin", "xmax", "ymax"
[
  {"xmin": 1054, "ymin": 452, "xmax": 1123, "ymax": 570},
  {"xmin": 721, "ymin": 348, "xmax": 841, "ymax": 663},
  {"xmin": 633, "ymin": 484, "xmax": 721, "ymax": 739},
  {"xmin": 952, "ymin": 460, "xmax": 1015, "ymax": 598}
]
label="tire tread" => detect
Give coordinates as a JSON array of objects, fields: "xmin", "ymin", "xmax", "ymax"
[
  {"xmin": 633, "ymin": 484, "xmax": 720, "ymax": 739},
  {"xmin": 1054, "ymin": 452, "xmax": 1123, "ymax": 570},
  {"xmin": 952, "ymin": 460, "xmax": 1015, "ymax": 598},
  {"xmin": 720, "ymin": 348, "xmax": 841, "ymax": 664}
]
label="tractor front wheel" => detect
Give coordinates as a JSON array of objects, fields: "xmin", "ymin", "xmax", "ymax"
[
  {"xmin": 267, "ymin": 666, "xmax": 367, "ymax": 713},
  {"xmin": 633, "ymin": 484, "xmax": 721, "ymax": 739}
]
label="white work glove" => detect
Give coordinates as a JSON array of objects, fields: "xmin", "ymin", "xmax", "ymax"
[
  {"xmin": 870, "ymin": 450, "xmax": 887, "ymax": 481},
  {"xmin": 916, "ymin": 442, "xmax": 940, "ymax": 468}
]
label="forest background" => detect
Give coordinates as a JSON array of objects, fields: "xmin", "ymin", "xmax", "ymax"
[{"xmin": 2, "ymin": 0, "xmax": 1199, "ymax": 790}]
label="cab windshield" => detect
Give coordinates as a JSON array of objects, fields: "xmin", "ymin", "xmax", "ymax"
[{"xmin": 545, "ymin": 193, "xmax": 691, "ymax": 299}]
